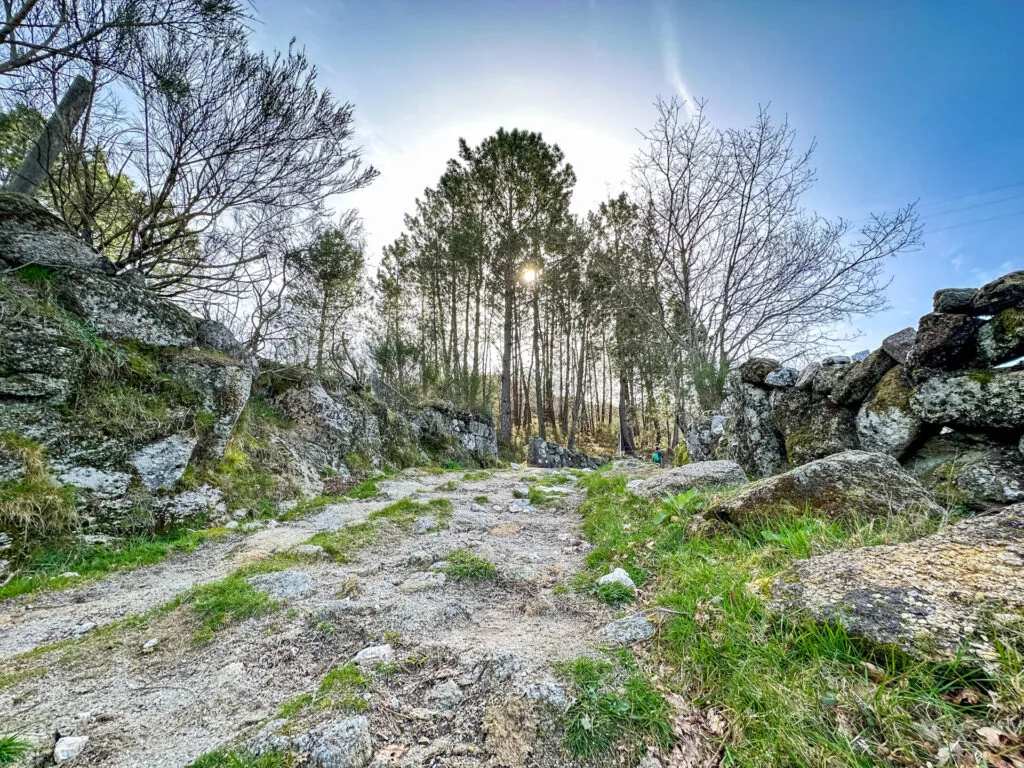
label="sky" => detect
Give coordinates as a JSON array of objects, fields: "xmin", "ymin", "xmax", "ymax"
[{"xmin": 250, "ymin": 0, "xmax": 1024, "ymax": 351}]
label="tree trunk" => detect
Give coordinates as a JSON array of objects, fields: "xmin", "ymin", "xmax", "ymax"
[
  {"xmin": 6, "ymin": 75, "xmax": 93, "ymax": 196},
  {"xmin": 618, "ymin": 367, "xmax": 636, "ymax": 455},
  {"xmin": 568, "ymin": 322, "xmax": 588, "ymax": 451},
  {"xmin": 499, "ymin": 283, "xmax": 514, "ymax": 447},
  {"xmin": 531, "ymin": 287, "xmax": 545, "ymax": 440}
]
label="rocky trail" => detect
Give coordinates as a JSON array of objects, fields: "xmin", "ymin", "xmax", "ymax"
[{"xmin": 0, "ymin": 468, "xmax": 617, "ymax": 768}]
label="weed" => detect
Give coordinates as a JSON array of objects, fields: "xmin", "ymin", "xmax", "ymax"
[
  {"xmin": 14, "ymin": 263, "xmax": 56, "ymax": 285},
  {"xmin": 473, "ymin": 495, "xmax": 489, "ymax": 504},
  {"xmin": 444, "ymin": 549, "xmax": 496, "ymax": 581},
  {"xmin": 383, "ymin": 629, "xmax": 402, "ymax": 645},
  {"xmin": 593, "ymin": 581, "xmax": 635, "ymax": 606},
  {"xmin": 437, "ymin": 480, "xmax": 458, "ymax": 492},
  {"xmin": 0, "ymin": 735, "xmax": 32, "ymax": 766},
  {"xmin": 462, "ymin": 470, "xmax": 491, "ymax": 481},
  {"xmin": 0, "ymin": 666, "xmax": 45, "ymax": 690},
  {"xmin": 306, "ymin": 522, "xmax": 379, "ymax": 563},
  {"xmin": 368, "ymin": 497, "xmax": 452, "ymax": 529},
  {"xmin": 441, "ymin": 460, "xmax": 463, "ymax": 470},
  {"xmin": 343, "ymin": 452, "xmax": 373, "ymax": 476}
]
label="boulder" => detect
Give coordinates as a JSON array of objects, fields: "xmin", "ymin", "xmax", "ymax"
[
  {"xmin": 764, "ymin": 504, "xmax": 1024, "ymax": 661},
  {"xmin": 822, "ymin": 355, "xmax": 851, "ymax": 366},
  {"xmin": 132, "ymin": 434, "xmax": 198, "ymax": 492},
  {"xmin": 56, "ymin": 270, "xmax": 197, "ymax": 347},
  {"xmin": 247, "ymin": 717, "xmax": 372, "ymax": 768},
  {"xmin": 352, "ymin": 644, "xmax": 395, "ymax": 666},
  {"xmin": 880, "ymin": 327, "xmax": 917, "ymax": 364},
  {"xmin": 972, "ymin": 270, "xmax": 1024, "ymax": 315},
  {"xmin": 855, "ymin": 366, "xmax": 922, "ymax": 458},
  {"xmin": 54, "ymin": 735, "xmax": 90, "ymax": 763},
  {"xmin": 710, "ymin": 450, "xmax": 942, "ymax": 525},
  {"xmin": 739, "ymin": 357, "xmax": 780, "ymax": 384},
  {"xmin": 829, "ymin": 349, "xmax": 895, "ymax": 406},
  {"xmin": 196, "ymin": 318, "xmax": 258, "ymax": 373},
  {"xmin": 932, "ymin": 287, "xmax": 978, "ymax": 314},
  {"xmin": 810, "ymin": 363, "xmax": 850, "ymax": 398},
  {"xmin": 906, "ymin": 432, "xmax": 1024, "ymax": 511},
  {"xmin": 976, "ymin": 307, "xmax": 1024, "ymax": 366},
  {"xmin": 634, "ymin": 460, "xmax": 747, "ymax": 500},
  {"xmin": 910, "ymin": 369, "xmax": 1024, "ymax": 430},
  {"xmin": 526, "ymin": 436, "xmax": 600, "ymax": 469},
  {"xmin": 717, "ymin": 372, "xmax": 787, "ymax": 478},
  {"xmin": 905, "ymin": 312, "xmax": 981, "ymax": 376},
  {"xmin": 0, "ymin": 193, "xmax": 114, "ymax": 274}
]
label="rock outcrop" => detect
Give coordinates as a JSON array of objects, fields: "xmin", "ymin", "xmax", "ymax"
[
  {"xmin": 764, "ymin": 504, "xmax": 1024, "ymax": 661},
  {"xmin": 716, "ymin": 269, "xmax": 1024, "ymax": 511},
  {"xmin": 526, "ymin": 437, "xmax": 602, "ymax": 470},
  {"xmin": 0, "ymin": 195, "xmax": 252, "ymax": 533},
  {"xmin": 709, "ymin": 450, "xmax": 943, "ymax": 525}
]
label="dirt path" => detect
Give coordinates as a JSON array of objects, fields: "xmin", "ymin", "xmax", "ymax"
[{"xmin": 0, "ymin": 468, "xmax": 615, "ymax": 767}]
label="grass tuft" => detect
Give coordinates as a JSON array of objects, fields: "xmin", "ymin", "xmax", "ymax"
[
  {"xmin": 277, "ymin": 662, "xmax": 369, "ymax": 717},
  {"xmin": 0, "ymin": 734, "xmax": 32, "ymax": 766},
  {"xmin": 0, "ymin": 433, "xmax": 78, "ymax": 554},
  {"xmin": 444, "ymin": 549, "xmax": 496, "ymax": 581},
  {"xmin": 171, "ymin": 574, "xmax": 279, "ymax": 643}
]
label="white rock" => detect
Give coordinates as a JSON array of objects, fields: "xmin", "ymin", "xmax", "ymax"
[
  {"xmin": 141, "ymin": 638, "xmax": 159, "ymax": 652},
  {"xmin": 55, "ymin": 466, "xmax": 131, "ymax": 500},
  {"xmin": 70, "ymin": 622, "xmax": 95, "ymax": 637},
  {"xmin": 597, "ymin": 567, "xmax": 637, "ymax": 593},
  {"xmin": 353, "ymin": 643, "xmax": 395, "ymax": 667},
  {"xmin": 412, "ymin": 516, "xmax": 440, "ymax": 534},
  {"xmin": 425, "ymin": 679, "xmax": 463, "ymax": 711},
  {"xmin": 60, "ymin": 571, "xmax": 80, "ymax": 578},
  {"xmin": 54, "ymin": 735, "xmax": 89, "ymax": 763},
  {"xmin": 224, "ymin": 520, "xmax": 239, "ymax": 529}
]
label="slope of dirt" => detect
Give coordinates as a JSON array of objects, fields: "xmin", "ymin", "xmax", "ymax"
[{"xmin": 0, "ymin": 468, "xmax": 616, "ymax": 768}]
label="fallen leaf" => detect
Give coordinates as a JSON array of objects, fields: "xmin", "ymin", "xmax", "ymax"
[{"xmin": 941, "ymin": 687, "xmax": 986, "ymax": 706}]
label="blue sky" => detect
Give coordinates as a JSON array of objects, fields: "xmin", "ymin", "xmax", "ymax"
[{"xmin": 251, "ymin": 0, "xmax": 1024, "ymax": 351}]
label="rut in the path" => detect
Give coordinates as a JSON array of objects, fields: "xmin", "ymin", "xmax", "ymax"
[{"xmin": 0, "ymin": 468, "xmax": 613, "ymax": 768}]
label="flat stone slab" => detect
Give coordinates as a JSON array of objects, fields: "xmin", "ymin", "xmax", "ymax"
[
  {"xmin": 635, "ymin": 460, "xmax": 748, "ymax": 500},
  {"xmin": 246, "ymin": 569, "xmax": 315, "ymax": 600}
]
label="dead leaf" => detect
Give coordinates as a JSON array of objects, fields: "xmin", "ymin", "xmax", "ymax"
[
  {"xmin": 941, "ymin": 687, "xmax": 986, "ymax": 706},
  {"xmin": 662, "ymin": 691, "xmax": 725, "ymax": 768}
]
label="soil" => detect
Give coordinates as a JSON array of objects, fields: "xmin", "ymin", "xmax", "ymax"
[{"xmin": 0, "ymin": 468, "xmax": 620, "ymax": 768}]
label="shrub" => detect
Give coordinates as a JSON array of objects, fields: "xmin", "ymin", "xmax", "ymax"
[{"xmin": 0, "ymin": 433, "xmax": 78, "ymax": 555}]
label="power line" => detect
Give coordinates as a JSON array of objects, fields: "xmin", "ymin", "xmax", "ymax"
[
  {"xmin": 915, "ymin": 181, "xmax": 1024, "ymax": 210},
  {"xmin": 924, "ymin": 208, "xmax": 1024, "ymax": 234},
  {"xmin": 927, "ymin": 191, "xmax": 1024, "ymax": 219}
]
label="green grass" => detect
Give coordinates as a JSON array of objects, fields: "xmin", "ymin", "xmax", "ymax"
[
  {"xmin": 277, "ymin": 663, "xmax": 369, "ymax": 717},
  {"xmin": 462, "ymin": 470, "xmax": 492, "ymax": 481},
  {"xmin": 188, "ymin": 749, "xmax": 300, "ymax": 768},
  {"xmin": 572, "ymin": 471, "xmax": 1024, "ymax": 767},
  {"xmin": 558, "ymin": 654, "xmax": 672, "ymax": 760},
  {"xmin": 0, "ymin": 734, "xmax": 32, "ymax": 765},
  {"xmin": 0, "ymin": 666, "xmax": 45, "ymax": 691},
  {"xmin": 367, "ymin": 497, "xmax": 453, "ymax": 529},
  {"xmin": 437, "ymin": 480, "xmax": 459, "ymax": 492},
  {"xmin": 346, "ymin": 480, "xmax": 380, "ymax": 499},
  {"xmin": 443, "ymin": 549, "xmax": 496, "ymax": 581},
  {"xmin": 473, "ymin": 495, "xmax": 489, "ymax": 503},
  {"xmin": 527, "ymin": 483, "xmax": 569, "ymax": 509},
  {"xmin": 593, "ymin": 580, "xmax": 635, "ymax": 606},
  {"xmin": 169, "ymin": 573, "xmax": 279, "ymax": 644},
  {"xmin": 0, "ymin": 525, "xmax": 229, "ymax": 601},
  {"xmin": 306, "ymin": 522, "xmax": 379, "ymax": 563}
]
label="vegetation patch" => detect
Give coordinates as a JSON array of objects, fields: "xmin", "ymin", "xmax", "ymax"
[
  {"xmin": 0, "ymin": 735, "xmax": 32, "ymax": 766},
  {"xmin": 0, "ymin": 526, "xmax": 228, "ymax": 601},
  {"xmin": 437, "ymin": 480, "xmax": 458, "ymax": 492},
  {"xmin": 574, "ymin": 468, "xmax": 1024, "ymax": 766},
  {"xmin": 188, "ymin": 749, "xmax": 301, "ymax": 768},
  {"xmin": 306, "ymin": 522, "xmax": 379, "ymax": 563},
  {"xmin": 558, "ymin": 654, "xmax": 672, "ymax": 760},
  {"xmin": 0, "ymin": 433, "xmax": 78, "ymax": 561},
  {"xmin": 187, "ymin": 397, "xmax": 295, "ymax": 514},
  {"xmin": 277, "ymin": 663, "xmax": 369, "ymax": 718},
  {"xmin": 462, "ymin": 470, "xmax": 491, "ymax": 481},
  {"xmin": 345, "ymin": 480, "xmax": 380, "ymax": 499},
  {"xmin": 473, "ymin": 494, "xmax": 489, "ymax": 503},
  {"xmin": 367, "ymin": 497, "xmax": 453, "ymax": 529},
  {"xmin": 443, "ymin": 549, "xmax": 496, "ymax": 581},
  {"xmin": 170, "ymin": 573, "xmax": 279, "ymax": 644}
]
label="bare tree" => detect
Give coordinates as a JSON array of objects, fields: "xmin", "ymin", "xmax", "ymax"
[{"xmin": 633, "ymin": 96, "xmax": 922, "ymax": 426}]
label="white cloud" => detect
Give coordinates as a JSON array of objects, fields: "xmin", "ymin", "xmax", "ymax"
[{"xmin": 655, "ymin": 1, "xmax": 694, "ymax": 111}]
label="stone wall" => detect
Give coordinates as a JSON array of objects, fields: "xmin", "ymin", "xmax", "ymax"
[
  {"xmin": 708, "ymin": 270, "xmax": 1024, "ymax": 511},
  {"xmin": 526, "ymin": 437, "xmax": 603, "ymax": 470}
]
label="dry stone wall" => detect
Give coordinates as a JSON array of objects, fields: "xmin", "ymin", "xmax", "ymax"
[{"xmin": 704, "ymin": 269, "xmax": 1024, "ymax": 511}]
